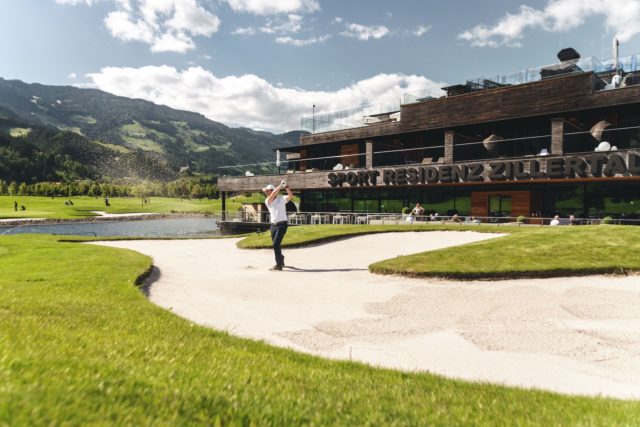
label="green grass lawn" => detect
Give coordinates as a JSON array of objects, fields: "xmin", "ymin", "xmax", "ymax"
[
  {"xmin": 2, "ymin": 234, "xmax": 639, "ymax": 425},
  {"xmin": 236, "ymin": 223, "xmax": 518, "ymax": 249},
  {"xmin": 0, "ymin": 195, "xmax": 254, "ymax": 220},
  {"xmin": 370, "ymin": 225, "xmax": 640, "ymax": 279},
  {"xmin": 238, "ymin": 224, "xmax": 640, "ymax": 280}
]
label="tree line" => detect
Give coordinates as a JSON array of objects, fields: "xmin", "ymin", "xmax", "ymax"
[{"xmin": 0, "ymin": 179, "xmax": 220, "ymax": 200}]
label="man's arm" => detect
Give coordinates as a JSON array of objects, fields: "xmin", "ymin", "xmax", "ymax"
[{"xmin": 284, "ymin": 185, "xmax": 294, "ymax": 202}]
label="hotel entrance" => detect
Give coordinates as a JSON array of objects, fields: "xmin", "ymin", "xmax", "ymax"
[
  {"xmin": 471, "ymin": 191, "xmax": 532, "ymax": 220},
  {"xmin": 488, "ymin": 195, "xmax": 512, "ymax": 220}
]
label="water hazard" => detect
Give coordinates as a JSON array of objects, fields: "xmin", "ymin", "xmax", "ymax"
[{"xmin": 0, "ymin": 218, "xmax": 220, "ymax": 238}]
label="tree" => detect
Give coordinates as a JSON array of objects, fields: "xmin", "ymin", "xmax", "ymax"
[
  {"xmin": 8, "ymin": 181, "xmax": 18, "ymax": 196},
  {"xmin": 190, "ymin": 184, "xmax": 203, "ymax": 199},
  {"xmin": 18, "ymin": 182, "xmax": 28, "ymax": 196},
  {"xmin": 0, "ymin": 180, "xmax": 7, "ymax": 195}
]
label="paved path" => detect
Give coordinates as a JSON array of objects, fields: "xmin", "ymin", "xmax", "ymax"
[{"xmin": 97, "ymin": 231, "xmax": 640, "ymax": 399}]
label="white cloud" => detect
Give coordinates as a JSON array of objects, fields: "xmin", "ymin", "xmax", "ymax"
[
  {"xmin": 459, "ymin": 0, "xmax": 640, "ymax": 48},
  {"xmin": 151, "ymin": 31, "xmax": 195, "ymax": 53},
  {"xmin": 231, "ymin": 14, "xmax": 303, "ymax": 36},
  {"xmin": 275, "ymin": 35, "xmax": 330, "ymax": 46},
  {"xmin": 411, "ymin": 25, "xmax": 431, "ymax": 37},
  {"xmin": 104, "ymin": 10, "xmax": 154, "ymax": 43},
  {"xmin": 231, "ymin": 26, "xmax": 256, "ymax": 35},
  {"xmin": 223, "ymin": 0, "xmax": 319, "ymax": 15},
  {"xmin": 340, "ymin": 22, "xmax": 390, "ymax": 40},
  {"xmin": 55, "ymin": 0, "xmax": 220, "ymax": 53},
  {"xmin": 84, "ymin": 65, "xmax": 444, "ymax": 131},
  {"xmin": 68, "ymin": 72, "xmax": 77, "ymax": 80},
  {"xmin": 331, "ymin": 16, "xmax": 343, "ymax": 24},
  {"xmin": 55, "ymin": 0, "xmax": 95, "ymax": 4},
  {"xmin": 260, "ymin": 14, "xmax": 303, "ymax": 34}
]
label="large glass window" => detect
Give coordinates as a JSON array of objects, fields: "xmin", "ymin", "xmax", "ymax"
[
  {"xmin": 378, "ymin": 190, "xmax": 406, "ymax": 213},
  {"xmin": 422, "ymin": 187, "xmax": 456, "ymax": 215},
  {"xmin": 541, "ymin": 184, "xmax": 584, "ymax": 217},
  {"xmin": 353, "ymin": 189, "xmax": 379, "ymax": 213},
  {"xmin": 587, "ymin": 182, "xmax": 640, "ymax": 219},
  {"xmin": 454, "ymin": 189, "xmax": 472, "ymax": 215},
  {"xmin": 301, "ymin": 190, "xmax": 324, "ymax": 212},
  {"xmin": 325, "ymin": 190, "xmax": 352, "ymax": 212}
]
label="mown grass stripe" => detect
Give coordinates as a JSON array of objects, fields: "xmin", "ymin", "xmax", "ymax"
[{"xmin": 2, "ymin": 234, "xmax": 639, "ymax": 425}]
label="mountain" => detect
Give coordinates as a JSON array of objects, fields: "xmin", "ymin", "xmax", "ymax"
[{"xmin": 0, "ymin": 78, "xmax": 299, "ymax": 181}]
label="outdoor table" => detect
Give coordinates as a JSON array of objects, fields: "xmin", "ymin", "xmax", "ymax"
[
  {"xmin": 310, "ymin": 214, "xmax": 324, "ymax": 224},
  {"xmin": 332, "ymin": 215, "xmax": 346, "ymax": 224},
  {"xmin": 356, "ymin": 215, "xmax": 369, "ymax": 224}
]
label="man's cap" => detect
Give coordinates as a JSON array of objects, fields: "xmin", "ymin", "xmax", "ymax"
[{"xmin": 262, "ymin": 184, "xmax": 276, "ymax": 191}]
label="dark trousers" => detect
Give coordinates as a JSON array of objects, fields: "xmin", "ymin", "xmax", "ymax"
[{"xmin": 270, "ymin": 222, "xmax": 288, "ymax": 267}]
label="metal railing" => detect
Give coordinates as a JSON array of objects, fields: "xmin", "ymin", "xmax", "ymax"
[
  {"xmin": 218, "ymin": 124, "xmax": 640, "ymax": 177},
  {"xmin": 299, "ymin": 54, "xmax": 640, "ymax": 135},
  {"xmin": 219, "ymin": 211, "xmax": 640, "ymax": 226}
]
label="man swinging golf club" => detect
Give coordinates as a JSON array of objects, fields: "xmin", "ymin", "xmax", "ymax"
[{"xmin": 263, "ymin": 180, "xmax": 293, "ymax": 271}]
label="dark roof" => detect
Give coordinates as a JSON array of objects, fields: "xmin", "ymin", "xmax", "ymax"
[{"xmin": 274, "ymin": 139, "xmax": 357, "ymax": 152}]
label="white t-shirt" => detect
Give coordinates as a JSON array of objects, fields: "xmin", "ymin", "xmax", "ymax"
[{"xmin": 266, "ymin": 195, "xmax": 288, "ymax": 224}]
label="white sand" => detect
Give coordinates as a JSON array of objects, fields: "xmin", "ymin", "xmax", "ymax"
[{"xmin": 96, "ymin": 232, "xmax": 640, "ymax": 399}]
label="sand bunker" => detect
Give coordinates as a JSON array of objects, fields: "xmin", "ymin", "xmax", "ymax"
[{"xmin": 96, "ymin": 231, "xmax": 640, "ymax": 399}]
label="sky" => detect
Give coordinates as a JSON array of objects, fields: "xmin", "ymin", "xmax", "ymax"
[{"xmin": 2, "ymin": 0, "xmax": 640, "ymax": 132}]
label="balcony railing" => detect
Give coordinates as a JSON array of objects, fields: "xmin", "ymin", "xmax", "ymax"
[
  {"xmin": 219, "ymin": 211, "xmax": 640, "ymax": 226},
  {"xmin": 301, "ymin": 54, "xmax": 640, "ymax": 135},
  {"xmin": 218, "ymin": 125, "xmax": 640, "ymax": 177}
]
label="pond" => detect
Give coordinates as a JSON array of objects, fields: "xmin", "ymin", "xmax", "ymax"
[{"xmin": 0, "ymin": 218, "xmax": 220, "ymax": 238}]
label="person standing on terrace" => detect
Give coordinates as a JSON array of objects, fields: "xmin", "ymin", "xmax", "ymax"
[
  {"xmin": 263, "ymin": 181, "xmax": 294, "ymax": 271},
  {"xmin": 411, "ymin": 203, "xmax": 425, "ymax": 219}
]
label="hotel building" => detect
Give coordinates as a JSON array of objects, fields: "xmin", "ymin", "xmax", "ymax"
[{"xmin": 219, "ymin": 49, "xmax": 640, "ymax": 223}]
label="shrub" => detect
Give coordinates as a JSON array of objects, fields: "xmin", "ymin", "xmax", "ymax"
[
  {"xmin": 601, "ymin": 216, "xmax": 614, "ymax": 225},
  {"xmin": 516, "ymin": 215, "xmax": 526, "ymax": 223},
  {"xmin": 402, "ymin": 207, "xmax": 411, "ymax": 215}
]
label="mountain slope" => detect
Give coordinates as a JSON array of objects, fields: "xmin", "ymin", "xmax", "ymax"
[{"xmin": 0, "ymin": 78, "xmax": 297, "ymax": 178}]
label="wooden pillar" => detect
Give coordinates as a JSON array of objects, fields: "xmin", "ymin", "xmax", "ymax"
[
  {"xmin": 551, "ymin": 118, "xmax": 564, "ymax": 155},
  {"xmin": 365, "ymin": 140, "xmax": 374, "ymax": 169},
  {"xmin": 221, "ymin": 191, "xmax": 226, "ymax": 221},
  {"xmin": 444, "ymin": 131, "xmax": 454, "ymax": 163}
]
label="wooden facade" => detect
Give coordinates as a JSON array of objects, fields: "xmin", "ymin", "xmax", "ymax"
[
  {"xmin": 470, "ymin": 191, "xmax": 532, "ymax": 219},
  {"xmin": 299, "ymin": 72, "xmax": 640, "ymax": 146},
  {"xmin": 218, "ymin": 150, "xmax": 640, "ymax": 192},
  {"xmin": 219, "ymin": 68, "xmax": 640, "ymax": 219}
]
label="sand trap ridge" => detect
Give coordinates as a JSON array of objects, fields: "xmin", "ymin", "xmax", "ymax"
[{"xmin": 96, "ymin": 231, "xmax": 640, "ymax": 399}]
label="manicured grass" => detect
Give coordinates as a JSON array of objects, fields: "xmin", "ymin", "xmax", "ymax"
[
  {"xmin": 2, "ymin": 234, "xmax": 639, "ymax": 425},
  {"xmin": 236, "ymin": 223, "xmax": 517, "ymax": 249},
  {"xmin": 0, "ymin": 195, "xmax": 251, "ymax": 220},
  {"xmin": 370, "ymin": 225, "xmax": 640, "ymax": 279},
  {"xmin": 238, "ymin": 223, "xmax": 640, "ymax": 279}
]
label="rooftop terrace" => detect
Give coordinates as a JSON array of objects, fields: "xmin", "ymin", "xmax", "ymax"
[{"xmin": 300, "ymin": 54, "xmax": 640, "ymax": 135}]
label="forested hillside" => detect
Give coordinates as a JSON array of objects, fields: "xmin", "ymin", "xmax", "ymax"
[{"xmin": 0, "ymin": 78, "xmax": 301, "ymax": 182}]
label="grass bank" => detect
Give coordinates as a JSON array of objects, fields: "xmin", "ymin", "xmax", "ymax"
[
  {"xmin": 0, "ymin": 195, "xmax": 256, "ymax": 220},
  {"xmin": 370, "ymin": 225, "xmax": 640, "ymax": 279},
  {"xmin": 2, "ymin": 235, "xmax": 639, "ymax": 425},
  {"xmin": 236, "ymin": 223, "xmax": 518, "ymax": 249},
  {"xmin": 238, "ymin": 224, "xmax": 640, "ymax": 280}
]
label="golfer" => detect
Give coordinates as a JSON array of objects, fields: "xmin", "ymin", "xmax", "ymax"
[{"xmin": 263, "ymin": 181, "xmax": 293, "ymax": 271}]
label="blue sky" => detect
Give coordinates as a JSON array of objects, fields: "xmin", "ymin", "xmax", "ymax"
[{"xmin": 2, "ymin": 0, "xmax": 640, "ymax": 131}]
